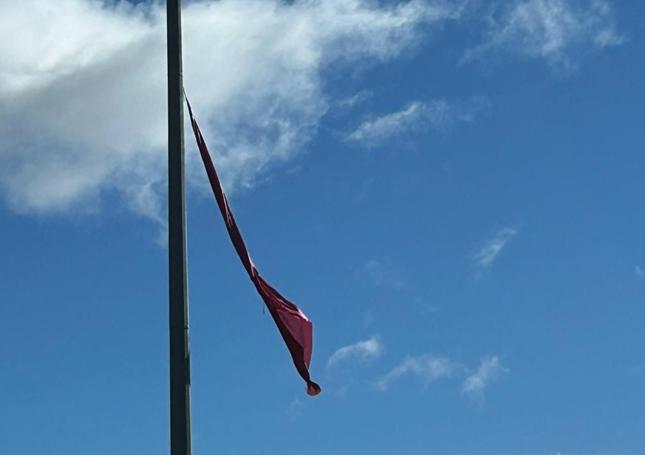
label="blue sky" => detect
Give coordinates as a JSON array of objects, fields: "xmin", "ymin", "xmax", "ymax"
[{"xmin": 1, "ymin": 1, "xmax": 644, "ymax": 454}]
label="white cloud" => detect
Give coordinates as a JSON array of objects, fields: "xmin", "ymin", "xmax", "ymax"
[
  {"xmin": 0, "ymin": 0, "xmax": 464, "ymax": 220},
  {"xmin": 465, "ymin": 0, "xmax": 624, "ymax": 69},
  {"xmin": 473, "ymin": 227, "xmax": 517, "ymax": 270},
  {"xmin": 461, "ymin": 356, "xmax": 507, "ymax": 400},
  {"xmin": 375, "ymin": 354, "xmax": 460, "ymax": 390},
  {"xmin": 347, "ymin": 97, "xmax": 488, "ymax": 146},
  {"xmin": 327, "ymin": 336, "xmax": 383, "ymax": 368}
]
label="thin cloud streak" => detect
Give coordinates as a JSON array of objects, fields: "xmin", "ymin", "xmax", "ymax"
[
  {"xmin": 347, "ymin": 97, "xmax": 489, "ymax": 146},
  {"xmin": 327, "ymin": 336, "xmax": 384, "ymax": 368},
  {"xmin": 374, "ymin": 354, "xmax": 460, "ymax": 391},
  {"xmin": 462, "ymin": 356, "xmax": 507, "ymax": 400},
  {"xmin": 337, "ymin": 90, "xmax": 372, "ymax": 109},
  {"xmin": 473, "ymin": 227, "xmax": 517, "ymax": 270}
]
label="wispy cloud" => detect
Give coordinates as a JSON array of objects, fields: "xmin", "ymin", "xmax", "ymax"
[
  {"xmin": 347, "ymin": 97, "xmax": 489, "ymax": 146},
  {"xmin": 473, "ymin": 227, "xmax": 517, "ymax": 271},
  {"xmin": 462, "ymin": 356, "xmax": 508, "ymax": 401},
  {"xmin": 286, "ymin": 398, "xmax": 305, "ymax": 421},
  {"xmin": 0, "ymin": 0, "xmax": 465, "ymax": 220},
  {"xmin": 362, "ymin": 259, "xmax": 407, "ymax": 290},
  {"xmin": 635, "ymin": 265, "xmax": 645, "ymax": 281},
  {"xmin": 328, "ymin": 336, "xmax": 384, "ymax": 368},
  {"xmin": 465, "ymin": 0, "xmax": 624, "ymax": 70},
  {"xmin": 373, "ymin": 352, "xmax": 508, "ymax": 400},
  {"xmin": 375, "ymin": 354, "xmax": 460, "ymax": 391},
  {"xmin": 337, "ymin": 90, "xmax": 372, "ymax": 109}
]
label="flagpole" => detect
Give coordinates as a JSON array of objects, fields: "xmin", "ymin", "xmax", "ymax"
[{"xmin": 167, "ymin": 1, "xmax": 192, "ymax": 455}]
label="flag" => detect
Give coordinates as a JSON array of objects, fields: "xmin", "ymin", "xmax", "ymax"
[{"xmin": 186, "ymin": 99, "xmax": 321, "ymax": 396}]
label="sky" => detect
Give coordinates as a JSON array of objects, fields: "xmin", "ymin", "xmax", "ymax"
[{"xmin": 1, "ymin": 0, "xmax": 644, "ymax": 454}]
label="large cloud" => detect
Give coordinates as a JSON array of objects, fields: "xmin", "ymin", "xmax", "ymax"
[{"xmin": 0, "ymin": 0, "xmax": 463, "ymax": 219}]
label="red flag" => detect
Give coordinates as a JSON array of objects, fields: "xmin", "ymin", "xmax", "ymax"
[{"xmin": 186, "ymin": 100, "xmax": 321, "ymax": 396}]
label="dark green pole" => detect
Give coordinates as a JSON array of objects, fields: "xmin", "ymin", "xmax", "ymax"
[{"xmin": 167, "ymin": 1, "xmax": 192, "ymax": 455}]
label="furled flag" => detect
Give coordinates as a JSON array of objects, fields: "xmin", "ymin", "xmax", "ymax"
[{"xmin": 186, "ymin": 99, "xmax": 321, "ymax": 396}]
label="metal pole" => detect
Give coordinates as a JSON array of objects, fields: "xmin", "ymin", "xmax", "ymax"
[{"xmin": 167, "ymin": 1, "xmax": 192, "ymax": 455}]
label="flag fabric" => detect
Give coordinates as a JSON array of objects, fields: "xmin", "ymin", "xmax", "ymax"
[{"xmin": 186, "ymin": 99, "xmax": 321, "ymax": 396}]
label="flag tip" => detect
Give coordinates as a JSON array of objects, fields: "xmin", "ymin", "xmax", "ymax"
[{"xmin": 307, "ymin": 381, "xmax": 321, "ymax": 396}]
